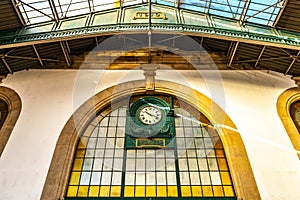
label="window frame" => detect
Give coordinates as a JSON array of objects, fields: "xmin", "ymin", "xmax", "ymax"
[
  {"xmin": 0, "ymin": 86, "xmax": 22, "ymax": 157},
  {"xmin": 42, "ymin": 80, "xmax": 260, "ymax": 200}
]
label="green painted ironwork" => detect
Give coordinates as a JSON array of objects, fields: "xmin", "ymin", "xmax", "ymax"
[
  {"xmin": 0, "ymin": 3, "xmax": 299, "ymax": 49},
  {"xmin": 125, "ymin": 96, "xmax": 175, "ymax": 149}
]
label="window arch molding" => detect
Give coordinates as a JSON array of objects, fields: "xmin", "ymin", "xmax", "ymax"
[
  {"xmin": 277, "ymin": 87, "xmax": 300, "ymax": 159},
  {"xmin": 42, "ymin": 80, "xmax": 260, "ymax": 200},
  {"xmin": 0, "ymin": 86, "xmax": 22, "ymax": 157}
]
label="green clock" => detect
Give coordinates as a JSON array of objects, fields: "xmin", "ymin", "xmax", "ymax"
[{"xmin": 125, "ymin": 96, "xmax": 176, "ymax": 148}]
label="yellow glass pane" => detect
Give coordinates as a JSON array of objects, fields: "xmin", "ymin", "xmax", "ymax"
[
  {"xmin": 146, "ymin": 186, "xmax": 156, "ymax": 197},
  {"xmin": 111, "ymin": 186, "xmax": 121, "ymax": 197},
  {"xmin": 191, "ymin": 186, "xmax": 202, "ymax": 197},
  {"xmin": 220, "ymin": 172, "xmax": 232, "ymax": 185},
  {"xmin": 77, "ymin": 186, "xmax": 89, "ymax": 197},
  {"xmin": 215, "ymin": 149, "xmax": 225, "ymax": 157},
  {"xmin": 76, "ymin": 149, "xmax": 85, "ymax": 157},
  {"xmin": 217, "ymin": 158, "xmax": 228, "ymax": 170},
  {"xmin": 66, "ymin": 186, "xmax": 78, "ymax": 197},
  {"xmin": 124, "ymin": 186, "xmax": 135, "ymax": 197},
  {"xmin": 213, "ymin": 186, "xmax": 224, "ymax": 196},
  {"xmin": 157, "ymin": 186, "xmax": 167, "ymax": 197},
  {"xmin": 89, "ymin": 186, "xmax": 99, "ymax": 197},
  {"xmin": 181, "ymin": 186, "xmax": 191, "ymax": 197},
  {"xmin": 99, "ymin": 186, "xmax": 110, "ymax": 197},
  {"xmin": 223, "ymin": 186, "xmax": 235, "ymax": 197},
  {"xmin": 167, "ymin": 186, "xmax": 178, "ymax": 197},
  {"xmin": 202, "ymin": 186, "xmax": 213, "ymax": 196},
  {"xmin": 135, "ymin": 186, "xmax": 145, "ymax": 197},
  {"xmin": 114, "ymin": 1, "xmax": 120, "ymax": 8},
  {"xmin": 78, "ymin": 138, "xmax": 88, "ymax": 148},
  {"xmin": 72, "ymin": 159, "xmax": 83, "ymax": 171},
  {"xmin": 69, "ymin": 172, "xmax": 81, "ymax": 185}
]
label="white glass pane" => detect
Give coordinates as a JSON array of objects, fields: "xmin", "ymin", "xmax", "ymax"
[
  {"xmin": 107, "ymin": 127, "xmax": 116, "ymax": 137},
  {"xmin": 116, "ymin": 128, "xmax": 125, "ymax": 137},
  {"xmin": 165, "ymin": 150, "xmax": 175, "ymax": 158},
  {"xmin": 105, "ymin": 149, "xmax": 114, "ymax": 157},
  {"xmin": 190, "ymin": 172, "xmax": 200, "ymax": 185},
  {"xmin": 135, "ymin": 172, "xmax": 145, "ymax": 185},
  {"xmin": 93, "ymin": 158, "xmax": 103, "ymax": 170},
  {"xmin": 114, "ymin": 149, "xmax": 123, "ymax": 157},
  {"xmin": 187, "ymin": 150, "xmax": 196, "ymax": 157},
  {"xmin": 185, "ymin": 127, "xmax": 193, "ymax": 137},
  {"xmin": 99, "ymin": 127, "xmax": 107, "ymax": 137},
  {"xmin": 113, "ymin": 158, "xmax": 123, "ymax": 171},
  {"xmin": 167, "ymin": 172, "xmax": 177, "ymax": 185},
  {"xmin": 118, "ymin": 107, "xmax": 127, "ymax": 116},
  {"xmin": 82, "ymin": 158, "xmax": 93, "ymax": 170},
  {"xmin": 156, "ymin": 149, "xmax": 165, "ymax": 158},
  {"xmin": 118, "ymin": 117, "xmax": 126, "ymax": 126},
  {"xmin": 97, "ymin": 138, "xmax": 106, "ymax": 148},
  {"xmin": 101, "ymin": 172, "xmax": 112, "ymax": 185},
  {"xmin": 87, "ymin": 138, "xmax": 97, "ymax": 148},
  {"xmin": 136, "ymin": 159, "xmax": 145, "ymax": 171},
  {"xmin": 90, "ymin": 126, "xmax": 98, "ymax": 137},
  {"xmin": 156, "ymin": 159, "xmax": 165, "ymax": 171},
  {"xmin": 127, "ymin": 150, "xmax": 135, "ymax": 158},
  {"xmin": 125, "ymin": 172, "xmax": 135, "ymax": 185},
  {"xmin": 146, "ymin": 158, "xmax": 155, "ymax": 171},
  {"xmin": 146, "ymin": 172, "xmax": 156, "ymax": 185},
  {"xmin": 179, "ymin": 172, "xmax": 190, "ymax": 185},
  {"xmin": 156, "ymin": 172, "xmax": 166, "ymax": 185},
  {"xmin": 80, "ymin": 172, "xmax": 91, "ymax": 185},
  {"xmin": 194, "ymin": 138, "xmax": 204, "ymax": 148},
  {"xmin": 109, "ymin": 116, "xmax": 117, "ymax": 126},
  {"xmin": 90, "ymin": 172, "xmax": 101, "ymax": 185},
  {"xmin": 207, "ymin": 159, "xmax": 218, "ymax": 170},
  {"xmin": 176, "ymin": 128, "xmax": 184, "ymax": 137},
  {"xmin": 116, "ymin": 138, "xmax": 124, "ymax": 147},
  {"xmin": 85, "ymin": 149, "xmax": 94, "ymax": 157},
  {"xmin": 112, "ymin": 172, "xmax": 122, "ymax": 185},
  {"xmin": 166, "ymin": 159, "xmax": 175, "ymax": 171},
  {"xmin": 95, "ymin": 149, "xmax": 104, "ymax": 157},
  {"xmin": 200, "ymin": 172, "xmax": 211, "ymax": 185},
  {"xmin": 176, "ymin": 138, "xmax": 185, "ymax": 148},
  {"xmin": 103, "ymin": 158, "xmax": 113, "ymax": 170},
  {"xmin": 100, "ymin": 117, "xmax": 109, "ymax": 126},
  {"xmin": 126, "ymin": 159, "xmax": 135, "ymax": 171},
  {"xmin": 196, "ymin": 149, "xmax": 206, "ymax": 158},
  {"xmin": 210, "ymin": 172, "xmax": 222, "ymax": 185},
  {"xmin": 106, "ymin": 138, "xmax": 115, "ymax": 148},
  {"xmin": 178, "ymin": 159, "xmax": 188, "ymax": 170},
  {"xmin": 137, "ymin": 149, "xmax": 145, "ymax": 157},
  {"xmin": 146, "ymin": 149, "xmax": 155, "ymax": 158},
  {"xmin": 188, "ymin": 158, "xmax": 198, "ymax": 170},
  {"xmin": 198, "ymin": 158, "xmax": 208, "ymax": 170}
]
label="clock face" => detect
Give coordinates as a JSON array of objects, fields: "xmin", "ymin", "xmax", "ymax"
[{"xmin": 138, "ymin": 106, "xmax": 162, "ymax": 125}]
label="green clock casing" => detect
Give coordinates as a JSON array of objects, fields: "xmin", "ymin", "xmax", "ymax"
[{"xmin": 125, "ymin": 96, "xmax": 175, "ymax": 148}]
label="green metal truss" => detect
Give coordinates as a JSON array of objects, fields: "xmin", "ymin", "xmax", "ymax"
[{"xmin": 0, "ymin": 3, "xmax": 300, "ymax": 50}]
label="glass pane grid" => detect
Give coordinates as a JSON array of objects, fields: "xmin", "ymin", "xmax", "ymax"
[{"xmin": 66, "ymin": 104, "xmax": 235, "ymax": 198}]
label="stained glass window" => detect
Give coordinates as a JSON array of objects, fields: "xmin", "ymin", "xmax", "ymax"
[{"xmin": 66, "ymin": 97, "xmax": 235, "ymax": 198}]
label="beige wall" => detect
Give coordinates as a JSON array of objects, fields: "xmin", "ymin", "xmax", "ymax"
[{"xmin": 0, "ymin": 69, "xmax": 299, "ymax": 199}]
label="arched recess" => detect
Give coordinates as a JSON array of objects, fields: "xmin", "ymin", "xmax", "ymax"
[
  {"xmin": 277, "ymin": 87, "xmax": 300, "ymax": 159},
  {"xmin": 0, "ymin": 86, "xmax": 22, "ymax": 157},
  {"xmin": 41, "ymin": 80, "xmax": 260, "ymax": 200}
]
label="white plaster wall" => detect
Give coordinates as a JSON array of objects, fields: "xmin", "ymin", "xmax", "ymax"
[{"xmin": 0, "ymin": 69, "xmax": 299, "ymax": 200}]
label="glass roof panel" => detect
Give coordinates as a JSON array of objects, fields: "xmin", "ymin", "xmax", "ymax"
[{"xmin": 15, "ymin": 0, "xmax": 285, "ymax": 26}]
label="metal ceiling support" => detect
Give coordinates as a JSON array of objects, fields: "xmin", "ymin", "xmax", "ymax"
[
  {"xmin": 2, "ymin": 55, "xmax": 58, "ymax": 62},
  {"xmin": 88, "ymin": 0, "xmax": 95, "ymax": 12},
  {"xmin": 244, "ymin": 2, "xmax": 278, "ymax": 23},
  {"xmin": 236, "ymin": 55, "xmax": 291, "ymax": 63},
  {"xmin": 60, "ymin": 41, "xmax": 71, "ymax": 67},
  {"xmin": 10, "ymin": 0, "xmax": 26, "ymax": 26},
  {"xmin": 206, "ymin": 0, "xmax": 212, "ymax": 14},
  {"xmin": 32, "ymin": 44, "xmax": 43, "ymax": 67},
  {"xmin": 19, "ymin": 0, "xmax": 54, "ymax": 21},
  {"xmin": 273, "ymin": 0, "xmax": 288, "ymax": 27},
  {"xmin": 255, "ymin": 45, "xmax": 266, "ymax": 68},
  {"xmin": 48, "ymin": 0, "xmax": 59, "ymax": 22},
  {"xmin": 1, "ymin": 57, "xmax": 13, "ymax": 74},
  {"xmin": 227, "ymin": 41, "xmax": 239, "ymax": 67},
  {"xmin": 285, "ymin": 51, "xmax": 300, "ymax": 75},
  {"xmin": 225, "ymin": 0, "xmax": 235, "ymax": 18},
  {"xmin": 239, "ymin": 0, "xmax": 250, "ymax": 23}
]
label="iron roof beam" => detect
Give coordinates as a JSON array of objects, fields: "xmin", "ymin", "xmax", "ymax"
[
  {"xmin": 255, "ymin": 45, "xmax": 266, "ymax": 68},
  {"xmin": 10, "ymin": 0, "xmax": 26, "ymax": 26},
  {"xmin": 285, "ymin": 51, "xmax": 300, "ymax": 75},
  {"xmin": 273, "ymin": 0, "xmax": 288, "ymax": 27},
  {"xmin": 48, "ymin": 0, "xmax": 59, "ymax": 22},
  {"xmin": 60, "ymin": 41, "xmax": 71, "ymax": 68},
  {"xmin": 1, "ymin": 57, "xmax": 12, "ymax": 74},
  {"xmin": 227, "ymin": 41, "xmax": 239, "ymax": 68},
  {"xmin": 32, "ymin": 44, "xmax": 44, "ymax": 67}
]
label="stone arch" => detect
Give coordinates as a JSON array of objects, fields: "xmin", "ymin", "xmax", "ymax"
[
  {"xmin": 0, "ymin": 86, "xmax": 22, "ymax": 157},
  {"xmin": 42, "ymin": 80, "xmax": 260, "ymax": 200}
]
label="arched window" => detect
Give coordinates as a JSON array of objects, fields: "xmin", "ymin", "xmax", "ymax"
[
  {"xmin": 290, "ymin": 101, "xmax": 300, "ymax": 132},
  {"xmin": 0, "ymin": 86, "xmax": 22, "ymax": 157},
  {"xmin": 65, "ymin": 95, "xmax": 235, "ymax": 198},
  {"xmin": 42, "ymin": 81, "xmax": 260, "ymax": 200}
]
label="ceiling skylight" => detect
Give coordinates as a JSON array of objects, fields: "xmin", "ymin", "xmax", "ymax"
[{"xmin": 15, "ymin": 0, "xmax": 285, "ymax": 26}]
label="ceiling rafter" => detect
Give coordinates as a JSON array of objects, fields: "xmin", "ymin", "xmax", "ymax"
[
  {"xmin": 60, "ymin": 41, "xmax": 71, "ymax": 68},
  {"xmin": 18, "ymin": 0, "xmax": 55, "ymax": 21},
  {"xmin": 227, "ymin": 41, "xmax": 239, "ymax": 67},
  {"xmin": 273, "ymin": 0, "xmax": 288, "ymax": 27},
  {"xmin": 244, "ymin": 2, "xmax": 278, "ymax": 23},
  {"xmin": 10, "ymin": 0, "xmax": 26, "ymax": 26},
  {"xmin": 239, "ymin": 0, "xmax": 250, "ymax": 23},
  {"xmin": 48, "ymin": 0, "xmax": 59, "ymax": 22},
  {"xmin": 1, "ymin": 57, "xmax": 12, "ymax": 74},
  {"xmin": 255, "ymin": 45, "xmax": 266, "ymax": 68},
  {"xmin": 285, "ymin": 51, "xmax": 300, "ymax": 75},
  {"xmin": 32, "ymin": 44, "xmax": 43, "ymax": 67}
]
